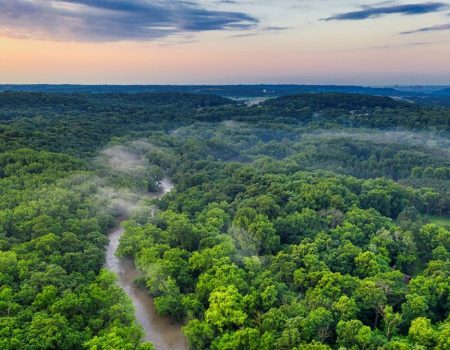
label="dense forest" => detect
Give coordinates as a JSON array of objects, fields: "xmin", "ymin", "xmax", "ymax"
[
  {"xmin": 1, "ymin": 84, "xmax": 450, "ymax": 103},
  {"xmin": 0, "ymin": 91, "xmax": 449, "ymax": 349}
]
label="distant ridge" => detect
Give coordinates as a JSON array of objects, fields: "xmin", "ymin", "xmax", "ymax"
[
  {"xmin": 1, "ymin": 84, "xmax": 448, "ymax": 97},
  {"xmin": 264, "ymin": 92, "xmax": 407, "ymax": 110}
]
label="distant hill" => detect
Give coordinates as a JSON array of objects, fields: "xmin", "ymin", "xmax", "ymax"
[
  {"xmin": 0, "ymin": 91, "xmax": 232, "ymax": 111},
  {"xmin": 437, "ymin": 88, "xmax": 450, "ymax": 96},
  {"xmin": 258, "ymin": 92, "xmax": 450, "ymax": 131},
  {"xmin": 263, "ymin": 92, "xmax": 407, "ymax": 111},
  {"xmin": 0, "ymin": 84, "xmax": 420, "ymax": 98}
]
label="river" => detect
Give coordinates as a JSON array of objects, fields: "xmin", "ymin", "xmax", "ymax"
[{"xmin": 105, "ymin": 179, "xmax": 189, "ymax": 350}]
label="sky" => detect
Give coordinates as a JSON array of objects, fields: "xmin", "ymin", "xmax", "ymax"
[{"xmin": 0, "ymin": 0, "xmax": 450, "ymax": 85}]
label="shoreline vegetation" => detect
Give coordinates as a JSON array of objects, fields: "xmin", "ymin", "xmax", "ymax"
[
  {"xmin": 105, "ymin": 178, "xmax": 188, "ymax": 350},
  {"xmin": 0, "ymin": 91, "xmax": 449, "ymax": 349}
]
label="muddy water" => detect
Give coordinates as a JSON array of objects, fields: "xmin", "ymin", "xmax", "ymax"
[{"xmin": 105, "ymin": 179, "xmax": 189, "ymax": 350}]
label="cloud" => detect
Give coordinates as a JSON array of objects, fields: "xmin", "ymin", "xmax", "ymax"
[
  {"xmin": 0, "ymin": 0, "xmax": 258, "ymax": 42},
  {"xmin": 228, "ymin": 25, "xmax": 289, "ymax": 38},
  {"xmin": 363, "ymin": 41, "xmax": 436, "ymax": 49},
  {"xmin": 401, "ymin": 22, "xmax": 450, "ymax": 34},
  {"xmin": 324, "ymin": 2, "xmax": 448, "ymax": 21}
]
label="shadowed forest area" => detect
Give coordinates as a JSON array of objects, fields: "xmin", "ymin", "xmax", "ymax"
[{"xmin": 0, "ymin": 92, "xmax": 449, "ymax": 349}]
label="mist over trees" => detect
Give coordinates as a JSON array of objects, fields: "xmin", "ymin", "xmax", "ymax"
[{"xmin": 0, "ymin": 91, "xmax": 449, "ymax": 349}]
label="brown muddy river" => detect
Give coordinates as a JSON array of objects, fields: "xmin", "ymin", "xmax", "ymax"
[{"xmin": 105, "ymin": 179, "xmax": 188, "ymax": 350}]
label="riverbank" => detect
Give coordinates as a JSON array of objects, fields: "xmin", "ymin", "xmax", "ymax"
[{"xmin": 105, "ymin": 179, "xmax": 188, "ymax": 350}]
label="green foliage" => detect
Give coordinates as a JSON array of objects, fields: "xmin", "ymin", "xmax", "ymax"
[
  {"xmin": 123, "ymin": 151, "xmax": 450, "ymax": 349},
  {"xmin": 1, "ymin": 91, "xmax": 450, "ymax": 349},
  {"xmin": 0, "ymin": 147, "xmax": 144, "ymax": 348}
]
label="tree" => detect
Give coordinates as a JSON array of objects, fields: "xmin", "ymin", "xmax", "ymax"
[
  {"xmin": 408, "ymin": 317, "xmax": 437, "ymax": 348},
  {"xmin": 300, "ymin": 307, "xmax": 334, "ymax": 343},
  {"xmin": 161, "ymin": 210, "xmax": 198, "ymax": 251},
  {"xmin": 333, "ymin": 295, "xmax": 358, "ymax": 321},
  {"xmin": 354, "ymin": 280, "xmax": 387, "ymax": 328},
  {"xmin": 183, "ymin": 319, "xmax": 214, "ymax": 350},
  {"xmin": 195, "ymin": 263, "xmax": 247, "ymax": 303},
  {"xmin": 0, "ymin": 251, "xmax": 18, "ymax": 286},
  {"xmin": 381, "ymin": 305, "xmax": 401, "ymax": 340},
  {"xmin": 154, "ymin": 278, "xmax": 186, "ymax": 321},
  {"xmin": 25, "ymin": 312, "xmax": 72, "ymax": 350},
  {"xmin": 354, "ymin": 251, "xmax": 383, "ymax": 278},
  {"xmin": 84, "ymin": 326, "xmax": 146, "ymax": 350},
  {"xmin": 211, "ymin": 328, "xmax": 262, "ymax": 350},
  {"xmin": 436, "ymin": 321, "xmax": 450, "ymax": 350},
  {"xmin": 232, "ymin": 209, "xmax": 280, "ymax": 255},
  {"xmin": 275, "ymin": 209, "xmax": 325, "ymax": 244},
  {"xmin": 401, "ymin": 294, "xmax": 429, "ymax": 324},
  {"xmin": 205, "ymin": 285, "xmax": 247, "ymax": 331},
  {"xmin": 336, "ymin": 319, "xmax": 375, "ymax": 350},
  {"xmin": 276, "ymin": 317, "xmax": 302, "ymax": 350}
]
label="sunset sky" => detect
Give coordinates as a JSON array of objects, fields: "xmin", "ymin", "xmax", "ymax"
[{"xmin": 1, "ymin": 0, "xmax": 450, "ymax": 85}]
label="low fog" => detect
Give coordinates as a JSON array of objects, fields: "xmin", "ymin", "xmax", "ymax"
[
  {"xmin": 99, "ymin": 145, "xmax": 147, "ymax": 177},
  {"xmin": 94, "ymin": 140, "xmax": 164, "ymax": 218},
  {"xmin": 302, "ymin": 130, "xmax": 450, "ymax": 151}
]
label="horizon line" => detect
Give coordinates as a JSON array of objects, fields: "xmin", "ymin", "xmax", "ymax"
[{"xmin": 1, "ymin": 83, "xmax": 450, "ymax": 87}]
